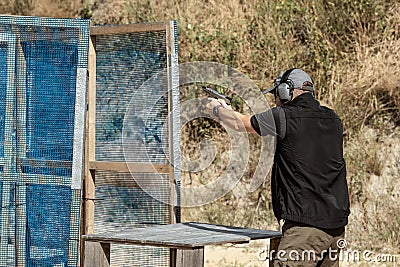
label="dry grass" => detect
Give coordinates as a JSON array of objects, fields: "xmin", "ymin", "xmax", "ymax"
[
  {"xmin": 0, "ymin": 0, "xmax": 82, "ymax": 17},
  {"xmin": 326, "ymin": 34, "xmax": 400, "ymax": 136}
]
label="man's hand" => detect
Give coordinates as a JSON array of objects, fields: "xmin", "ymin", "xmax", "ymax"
[
  {"xmin": 216, "ymin": 98, "xmax": 232, "ymax": 110},
  {"xmin": 206, "ymin": 98, "xmax": 226, "ymax": 119}
]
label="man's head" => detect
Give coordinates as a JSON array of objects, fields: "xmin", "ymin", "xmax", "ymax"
[{"xmin": 263, "ymin": 68, "xmax": 314, "ymax": 105}]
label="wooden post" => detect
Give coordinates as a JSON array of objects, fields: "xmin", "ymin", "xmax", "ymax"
[
  {"xmin": 84, "ymin": 241, "xmax": 110, "ymax": 267},
  {"xmin": 269, "ymin": 237, "xmax": 281, "ymax": 267},
  {"xmin": 81, "ymin": 35, "xmax": 97, "ymax": 266},
  {"xmin": 171, "ymin": 247, "xmax": 204, "ymax": 267}
]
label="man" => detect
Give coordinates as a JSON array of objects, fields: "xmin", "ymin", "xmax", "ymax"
[{"xmin": 206, "ymin": 68, "xmax": 350, "ymax": 267}]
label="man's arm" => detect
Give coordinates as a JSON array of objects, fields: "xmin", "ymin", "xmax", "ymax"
[
  {"xmin": 206, "ymin": 99, "xmax": 256, "ymax": 133},
  {"xmin": 206, "ymin": 98, "xmax": 285, "ymax": 138}
]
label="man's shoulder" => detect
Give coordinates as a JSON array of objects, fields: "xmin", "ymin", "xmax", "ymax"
[
  {"xmin": 320, "ymin": 104, "xmax": 341, "ymax": 119},
  {"xmin": 271, "ymin": 106, "xmax": 286, "ymax": 119}
]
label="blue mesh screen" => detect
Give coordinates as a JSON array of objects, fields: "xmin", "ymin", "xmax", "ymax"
[
  {"xmin": 26, "ymin": 184, "xmax": 72, "ymax": 266},
  {"xmin": 94, "ymin": 171, "xmax": 170, "ymax": 267},
  {"xmin": 0, "ymin": 15, "xmax": 89, "ymax": 267},
  {"xmin": 95, "ymin": 175, "xmax": 170, "ymax": 228},
  {"xmin": 95, "ymin": 31, "xmax": 168, "ymax": 161},
  {"xmin": 0, "ymin": 44, "xmax": 6, "ymax": 158},
  {"xmin": 22, "ymin": 40, "xmax": 77, "ymax": 162}
]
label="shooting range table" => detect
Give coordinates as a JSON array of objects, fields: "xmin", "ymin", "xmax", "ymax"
[{"xmin": 82, "ymin": 222, "xmax": 282, "ymax": 267}]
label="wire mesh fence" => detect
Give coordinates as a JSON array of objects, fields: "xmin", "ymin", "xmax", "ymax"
[
  {"xmin": 89, "ymin": 21, "xmax": 180, "ymax": 266},
  {"xmin": 0, "ymin": 16, "xmax": 179, "ymax": 267},
  {"xmin": 0, "ymin": 16, "xmax": 90, "ymax": 266}
]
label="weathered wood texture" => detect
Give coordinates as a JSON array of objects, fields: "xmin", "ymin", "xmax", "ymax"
[
  {"xmin": 88, "ymin": 161, "xmax": 170, "ymax": 173},
  {"xmin": 81, "ymin": 36, "xmax": 97, "ymax": 267},
  {"xmin": 90, "ymin": 22, "xmax": 167, "ymax": 35},
  {"xmin": 84, "ymin": 241, "xmax": 110, "ymax": 267},
  {"xmin": 82, "ymin": 222, "xmax": 282, "ymax": 248},
  {"xmin": 172, "ymin": 247, "xmax": 204, "ymax": 267},
  {"xmin": 82, "ymin": 223, "xmax": 282, "ymax": 267},
  {"xmin": 270, "ymin": 237, "xmax": 282, "ymax": 266}
]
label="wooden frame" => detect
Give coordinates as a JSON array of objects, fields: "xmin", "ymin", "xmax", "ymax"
[
  {"xmin": 90, "ymin": 22, "xmax": 166, "ymax": 35},
  {"xmin": 81, "ymin": 20, "xmax": 180, "ymax": 266}
]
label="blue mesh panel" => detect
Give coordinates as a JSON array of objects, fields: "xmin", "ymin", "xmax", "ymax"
[
  {"xmin": 0, "ymin": 44, "xmax": 6, "ymax": 158},
  {"xmin": 95, "ymin": 186, "xmax": 170, "ymax": 227},
  {"xmin": 0, "ymin": 15, "xmax": 89, "ymax": 267},
  {"xmin": 22, "ymin": 40, "xmax": 77, "ymax": 162},
  {"xmin": 94, "ymin": 171, "xmax": 170, "ymax": 267},
  {"xmin": 95, "ymin": 31, "xmax": 167, "ymax": 161},
  {"xmin": 10, "ymin": 183, "xmax": 16, "ymax": 266},
  {"xmin": 26, "ymin": 184, "xmax": 72, "ymax": 266}
]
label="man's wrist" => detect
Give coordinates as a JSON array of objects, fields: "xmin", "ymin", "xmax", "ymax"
[{"xmin": 213, "ymin": 104, "xmax": 223, "ymax": 119}]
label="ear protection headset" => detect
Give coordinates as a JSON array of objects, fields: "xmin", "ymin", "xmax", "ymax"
[
  {"xmin": 274, "ymin": 68, "xmax": 314, "ymax": 104},
  {"xmin": 274, "ymin": 68, "xmax": 296, "ymax": 104}
]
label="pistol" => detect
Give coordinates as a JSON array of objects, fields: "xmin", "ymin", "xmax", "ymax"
[{"xmin": 202, "ymin": 86, "xmax": 232, "ymax": 105}]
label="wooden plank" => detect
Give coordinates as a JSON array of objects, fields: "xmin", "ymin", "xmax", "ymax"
[
  {"xmin": 174, "ymin": 247, "xmax": 204, "ymax": 267},
  {"xmin": 82, "ymin": 223, "xmax": 282, "ymax": 248},
  {"xmin": 83, "ymin": 241, "xmax": 110, "ymax": 267},
  {"xmin": 81, "ymin": 35, "xmax": 97, "ymax": 267},
  {"xmin": 83, "ymin": 222, "xmax": 283, "ymax": 240},
  {"xmin": 270, "ymin": 237, "xmax": 281, "ymax": 266},
  {"xmin": 84, "ymin": 35, "xmax": 97, "ymax": 234},
  {"xmin": 170, "ymin": 247, "xmax": 177, "ymax": 267},
  {"xmin": 84, "ymin": 229, "xmax": 247, "ymax": 248},
  {"xmin": 90, "ymin": 22, "xmax": 167, "ymax": 36},
  {"xmin": 93, "ymin": 172, "xmax": 140, "ymax": 187},
  {"xmin": 166, "ymin": 20, "xmax": 176, "ymax": 224},
  {"xmin": 88, "ymin": 161, "xmax": 170, "ymax": 173},
  {"xmin": 82, "ymin": 235, "xmax": 196, "ymax": 250},
  {"xmin": 87, "ymin": 35, "xmax": 96, "ymax": 163}
]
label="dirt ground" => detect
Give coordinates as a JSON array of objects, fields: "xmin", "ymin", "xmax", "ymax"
[
  {"xmin": 205, "ymin": 240, "xmax": 399, "ymax": 267},
  {"xmin": 205, "ymin": 240, "xmax": 270, "ymax": 267}
]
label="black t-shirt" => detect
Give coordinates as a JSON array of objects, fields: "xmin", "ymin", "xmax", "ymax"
[{"xmin": 250, "ymin": 107, "xmax": 286, "ymax": 139}]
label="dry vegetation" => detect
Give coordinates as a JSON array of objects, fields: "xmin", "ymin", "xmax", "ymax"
[{"xmin": 2, "ymin": 0, "xmax": 399, "ymax": 257}]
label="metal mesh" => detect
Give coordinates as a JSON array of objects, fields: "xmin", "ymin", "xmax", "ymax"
[
  {"xmin": 26, "ymin": 184, "xmax": 72, "ymax": 266},
  {"xmin": 94, "ymin": 171, "xmax": 170, "ymax": 267},
  {"xmin": 93, "ymin": 23, "xmax": 178, "ymax": 266},
  {"xmin": 95, "ymin": 31, "xmax": 168, "ymax": 162},
  {"xmin": 0, "ymin": 16, "xmax": 89, "ymax": 266},
  {"xmin": 0, "ymin": 43, "xmax": 6, "ymax": 159}
]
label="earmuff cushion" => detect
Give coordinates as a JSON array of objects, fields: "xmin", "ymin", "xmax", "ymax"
[{"xmin": 276, "ymin": 68, "xmax": 296, "ymax": 103}]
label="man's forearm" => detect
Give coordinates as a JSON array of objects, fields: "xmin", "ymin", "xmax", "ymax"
[{"xmin": 218, "ymin": 107, "xmax": 255, "ymax": 133}]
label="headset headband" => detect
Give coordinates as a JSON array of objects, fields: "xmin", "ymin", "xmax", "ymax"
[{"xmin": 279, "ymin": 68, "xmax": 296, "ymax": 84}]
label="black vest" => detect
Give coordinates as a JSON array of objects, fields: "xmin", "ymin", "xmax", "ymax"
[{"xmin": 271, "ymin": 94, "xmax": 350, "ymax": 229}]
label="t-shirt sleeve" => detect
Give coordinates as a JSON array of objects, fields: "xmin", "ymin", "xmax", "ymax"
[{"xmin": 250, "ymin": 107, "xmax": 286, "ymax": 139}]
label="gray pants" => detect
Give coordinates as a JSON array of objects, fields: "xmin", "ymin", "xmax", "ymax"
[{"xmin": 273, "ymin": 221, "xmax": 345, "ymax": 267}]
